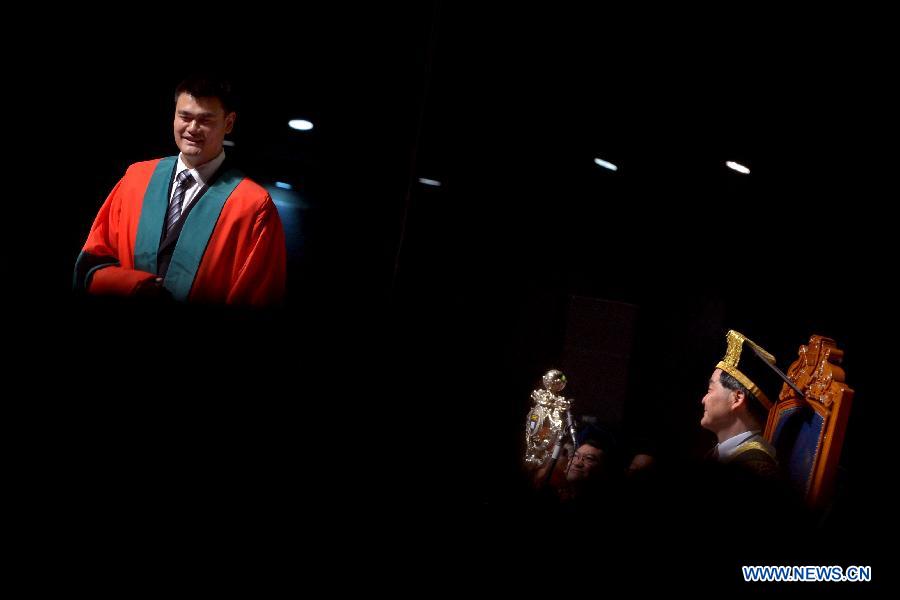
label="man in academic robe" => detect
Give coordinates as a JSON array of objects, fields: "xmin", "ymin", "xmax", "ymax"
[
  {"xmin": 74, "ymin": 74, "xmax": 286, "ymax": 307},
  {"xmin": 701, "ymin": 330, "xmax": 780, "ymax": 478}
]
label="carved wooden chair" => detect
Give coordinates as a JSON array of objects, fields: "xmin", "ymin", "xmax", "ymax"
[{"xmin": 764, "ymin": 335, "xmax": 854, "ymax": 510}]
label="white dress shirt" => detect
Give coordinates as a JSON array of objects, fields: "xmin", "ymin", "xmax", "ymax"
[
  {"xmin": 171, "ymin": 150, "xmax": 227, "ymax": 215},
  {"xmin": 715, "ymin": 430, "xmax": 773, "ymax": 463}
]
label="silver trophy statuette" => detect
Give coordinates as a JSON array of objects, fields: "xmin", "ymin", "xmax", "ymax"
[{"xmin": 524, "ymin": 369, "xmax": 573, "ymax": 467}]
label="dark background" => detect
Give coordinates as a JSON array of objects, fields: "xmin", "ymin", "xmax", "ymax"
[{"xmin": 8, "ymin": 3, "xmax": 891, "ymax": 592}]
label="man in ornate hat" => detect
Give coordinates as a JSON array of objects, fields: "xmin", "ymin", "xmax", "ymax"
[{"xmin": 700, "ymin": 330, "xmax": 780, "ymax": 478}]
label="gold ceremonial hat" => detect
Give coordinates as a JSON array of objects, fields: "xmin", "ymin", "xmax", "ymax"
[{"xmin": 715, "ymin": 330, "xmax": 778, "ymax": 410}]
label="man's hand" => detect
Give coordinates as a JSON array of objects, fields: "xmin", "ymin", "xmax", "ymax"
[{"xmin": 133, "ymin": 277, "xmax": 173, "ymax": 300}]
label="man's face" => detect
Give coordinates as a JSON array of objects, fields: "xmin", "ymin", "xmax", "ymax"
[
  {"xmin": 701, "ymin": 369, "xmax": 736, "ymax": 433},
  {"xmin": 566, "ymin": 443, "xmax": 603, "ymax": 483},
  {"xmin": 626, "ymin": 453, "xmax": 655, "ymax": 477},
  {"xmin": 173, "ymin": 93, "xmax": 235, "ymax": 167}
]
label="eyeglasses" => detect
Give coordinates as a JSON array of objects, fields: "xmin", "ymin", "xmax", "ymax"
[{"xmin": 571, "ymin": 452, "xmax": 600, "ymax": 465}]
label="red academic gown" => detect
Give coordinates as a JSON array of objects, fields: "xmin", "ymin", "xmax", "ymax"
[{"xmin": 74, "ymin": 157, "xmax": 286, "ymax": 307}]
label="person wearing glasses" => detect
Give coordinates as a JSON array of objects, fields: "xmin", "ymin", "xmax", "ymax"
[
  {"xmin": 557, "ymin": 431, "xmax": 621, "ymax": 509},
  {"xmin": 565, "ymin": 441, "xmax": 606, "ymax": 486}
]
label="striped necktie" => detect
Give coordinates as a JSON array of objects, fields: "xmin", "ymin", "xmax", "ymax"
[{"xmin": 165, "ymin": 170, "xmax": 195, "ymax": 236}]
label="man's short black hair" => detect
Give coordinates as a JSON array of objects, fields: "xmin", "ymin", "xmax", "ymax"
[
  {"xmin": 580, "ymin": 438, "xmax": 606, "ymax": 454},
  {"xmin": 719, "ymin": 370, "xmax": 769, "ymax": 426},
  {"xmin": 175, "ymin": 74, "xmax": 236, "ymax": 114}
]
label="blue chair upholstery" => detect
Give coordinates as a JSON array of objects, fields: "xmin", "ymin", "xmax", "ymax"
[{"xmin": 770, "ymin": 403, "xmax": 826, "ymax": 499}]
